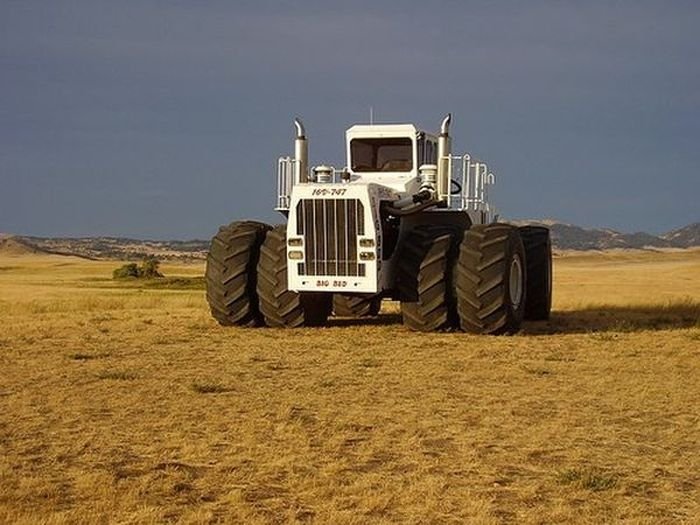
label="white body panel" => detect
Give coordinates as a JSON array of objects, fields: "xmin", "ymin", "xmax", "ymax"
[{"xmin": 286, "ymin": 181, "xmax": 402, "ymax": 293}]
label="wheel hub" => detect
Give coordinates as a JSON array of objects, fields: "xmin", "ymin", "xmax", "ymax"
[{"xmin": 509, "ymin": 254, "xmax": 523, "ymax": 309}]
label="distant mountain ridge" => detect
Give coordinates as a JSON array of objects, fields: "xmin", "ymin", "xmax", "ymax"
[
  {"xmin": 0, "ymin": 236, "xmax": 46, "ymax": 256},
  {"xmin": 1, "ymin": 221, "xmax": 698, "ymax": 259},
  {"xmin": 513, "ymin": 221, "xmax": 700, "ymax": 251}
]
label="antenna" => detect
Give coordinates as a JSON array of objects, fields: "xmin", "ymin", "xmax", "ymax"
[{"xmin": 369, "ymin": 106, "xmax": 374, "ymax": 125}]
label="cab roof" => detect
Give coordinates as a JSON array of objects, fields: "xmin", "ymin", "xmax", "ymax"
[{"xmin": 346, "ymin": 123, "xmax": 419, "ymax": 139}]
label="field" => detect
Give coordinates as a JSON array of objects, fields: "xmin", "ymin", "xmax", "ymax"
[{"xmin": 1, "ymin": 249, "xmax": 699, "ymax": 524}]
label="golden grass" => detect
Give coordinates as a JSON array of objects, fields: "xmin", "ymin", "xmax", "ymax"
[{"xmin": 0, "ymin": 250, "xmax": 699, "ymax": 523}]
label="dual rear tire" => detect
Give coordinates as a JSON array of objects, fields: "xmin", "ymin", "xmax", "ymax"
[
  {"xmin": 519, "ymin": 226, "xmax": 552, "ymax": 321},
  {"xmin": 332, "ymin": 294, "xmax": 382, "ymax": 318}
]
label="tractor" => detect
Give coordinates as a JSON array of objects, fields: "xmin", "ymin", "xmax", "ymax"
[{"xmin": 205, "ymin": 114, "xmax": 552, "ymax": 334}]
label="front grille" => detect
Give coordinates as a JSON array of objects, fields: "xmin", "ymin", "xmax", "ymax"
[{"xmin": 296, "ymin": 198, "xmax": 365, "ymax": 276}]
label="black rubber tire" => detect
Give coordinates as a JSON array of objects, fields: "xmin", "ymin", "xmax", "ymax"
[
  {"xmin": 332, "ymin": 294, "xmax": 382, "ymax": 317},
  {"xmin": 519, "ymin": 226, "xmax": 553, "ymax": 321},
  {"xmin": 205, "ymin": 220, "xmax": 271, "ymax": 326},
  {"xmin": 396, "ymin": 224, "xmax": 462, "ymax": 332},
  {"xmin": 455, "ymin": 223, "xmax": 526, "ymax": 335},
  {"xmin": 256, "ymin": 225, "xmax": 332, "ymax": 328}
]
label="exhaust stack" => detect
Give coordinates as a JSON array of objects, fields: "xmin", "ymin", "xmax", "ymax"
[
  {"xmin": 294, "ymin": 117, "xmax": 309, "ymax": 183},
  {"xmin": 437, "ymin": 113, "xmax": 451, "ymax": 202}
]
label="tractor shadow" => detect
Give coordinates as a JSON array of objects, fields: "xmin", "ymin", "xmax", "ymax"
[
  {"xmin": 328, "ymin": 313, "xmax": 403, "ymax": 327},
  {"xmin": 522, "ymin": 303, "xmax": 700, "ymax": 335},
  {"xmin": 326, "ymin": 303, "xmax": 699, "ymax": 334}
]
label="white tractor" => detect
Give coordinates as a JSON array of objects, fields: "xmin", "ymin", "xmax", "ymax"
[{"xmin": 206, "ymin": 114, "xmax": 552, "ymax": 334}]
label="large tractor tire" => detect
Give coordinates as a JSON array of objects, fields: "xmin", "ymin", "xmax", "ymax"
[
  {"xmin": 396, "ymin": 224, "xmax": 462, "ymax": 332},
  {"xmin": 256, "ymin": 225, "xmax": 331, "ymax": 328},
  {"xmin": 332, "ymin": 294, "xmax": 382, "ymax": 317},
  {"xmin": 519, "ymin": 225, "xmax": 553, "ymax": 321},
  {"xmin": 205, "ymin": 220, "xmax": 271, "ymax": 326},
  {"xmin": 454, "ymin": 223, "xmax": 526, "ymax": 335}
]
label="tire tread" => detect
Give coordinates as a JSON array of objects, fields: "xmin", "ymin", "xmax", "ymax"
[
  {"xmin": 455, "ymin": 223, "xmax": 525, "ymax": 334},
  {"xmin": 205, "ymin": 220, "xmax": 270, "ymax": 326}
]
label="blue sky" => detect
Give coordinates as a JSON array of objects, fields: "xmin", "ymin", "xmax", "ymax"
[{"xmin": 1, "ymin": 1, "xmax": 698, "ymax": 238}]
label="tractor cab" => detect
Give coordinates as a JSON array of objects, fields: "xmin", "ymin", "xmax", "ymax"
[{"xmin": 345, "ymin": 124, "xmax": 439, "ymax": 180}]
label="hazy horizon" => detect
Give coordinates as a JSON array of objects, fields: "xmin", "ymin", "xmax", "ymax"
[{"xmin": 2, "ymin": 2, "xmax": 699, "ymax": 239}]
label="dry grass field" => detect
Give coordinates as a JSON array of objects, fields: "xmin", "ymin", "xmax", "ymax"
[{"xmin": 1, "ymin": 249, "xmax": 699, "ymax": 524}]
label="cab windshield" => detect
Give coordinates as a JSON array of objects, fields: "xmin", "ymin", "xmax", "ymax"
[{"xmin": 350, "ymin": 137, "xmax": 413, "ymax": 172}]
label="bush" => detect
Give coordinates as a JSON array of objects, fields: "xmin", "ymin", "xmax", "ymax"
[
  {"xmin": 113, "ymin": 257, "xmax": 164, "ymax": 280},
  {"xmin": 141, "ymin": 257, "xmax": 163, "ymax": 278},
  {"xmin": 113, "ymin": 263, "xmax": 141, "ymax": 279}
]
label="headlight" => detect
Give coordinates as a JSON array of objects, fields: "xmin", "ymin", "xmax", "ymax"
[
  {"xmin": 288, "ymin": 238, "xmax": 303, "ymax": 247},
  {"xmin": 359, "ymin": 252, "xmax": 375, "ymax": 261},
  {"xmin": 359, "ymin": 238, "xmax": 375, "ymax": 248},
  {"xmin": 288, "ymin": 250, "xmax": 304, "ymax": 260}
]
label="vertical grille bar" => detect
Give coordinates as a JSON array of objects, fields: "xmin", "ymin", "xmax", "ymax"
[
  {"xmin": 344, "ymin": 199, "xmax": 349, "ymax": 277},
  {"xmin": 340, "ymin": 199, "xmax": 348, "ymax": 276},
  {"xmin": 333, "ymin": 200, "xmax": 341, "ymax": 275},
  {"xmin": 322, "ymin": 200, "xmax": 328, "ymax": 275},
  {"xmin": 348, "ymin": 199, "xmax": 357, "ymax": 276}
]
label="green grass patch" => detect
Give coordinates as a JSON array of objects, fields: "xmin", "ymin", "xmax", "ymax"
[
  {"xmin": 111, "ymin": 276, "xmax": 204, "ymax": 290},
  {"xmin": 557, "ymin": 467, "xmax": 617, "ymax": 491}
]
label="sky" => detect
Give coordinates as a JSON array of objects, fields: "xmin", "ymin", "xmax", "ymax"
[{"xmin": 1, "ymin": 1, "xmax": 699, "ymax": 239}]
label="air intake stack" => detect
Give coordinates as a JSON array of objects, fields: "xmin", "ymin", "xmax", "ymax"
[{"xmin": 437, "ymin": 113, "xmax": 452, "ymax": 202}]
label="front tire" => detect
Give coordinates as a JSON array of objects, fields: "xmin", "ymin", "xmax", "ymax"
[
  {"xmin": 519, "ymin": 226, "xmax": 553, "ymax": 320},
  {"xmin": 205, "ymin": 220, "xmax": 270, "ymax": 326},
  {"xmin": 396, "ymin": 225, "xmax": 462, "ymax": 332},
  {"xmin": 454, "ymin": 223, "xmax": 526, "ymax": 335},
  {"xmin": 256, "ymin": 225, "xmax": 331, "ymax": 327}
]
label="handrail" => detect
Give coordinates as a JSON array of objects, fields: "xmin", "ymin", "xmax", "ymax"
[
  {"xmin": 439, "ymin": 153, "xmax": 497, "ymax": 222},
  {"xmin": 276, "ymin": 156, "xmax": 300, "ymax": 211}
]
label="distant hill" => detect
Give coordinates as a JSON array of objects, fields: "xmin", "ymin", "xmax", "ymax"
[
  {"xmin": 0, "ymin": 236, "xmax": 47, "ymax": 256},
  {"xmin": 661, "ymin": 222, "xmax": 700, "ymax": 248},
  {"xmin": 3, "ymin": 220, "xmax": 698, "ymax": 259}
]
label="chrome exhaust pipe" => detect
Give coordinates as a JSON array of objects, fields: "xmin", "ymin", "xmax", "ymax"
[
  {"xmin": 437, "ymin": 113, "xmax": 452, "ymax": 202},
  {"xmin": 440, "ymin": 113, "xmax": 452, "ymax": 136},
  {"xmin": 294, "ymin": 117, "xmax": 309, "ymax": 183}
]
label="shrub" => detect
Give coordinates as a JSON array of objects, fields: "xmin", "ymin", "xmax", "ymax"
[
  {"xmin": 141, "ymin": 256, "xmax": 163, "ymax": 278},
  {"xmin": 113, "ymin": 257, "xmax": 164, "ymax": 280},
  {"xmin": 112, "ymin": 263, "xmax": 141, "ymax": 279}
]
